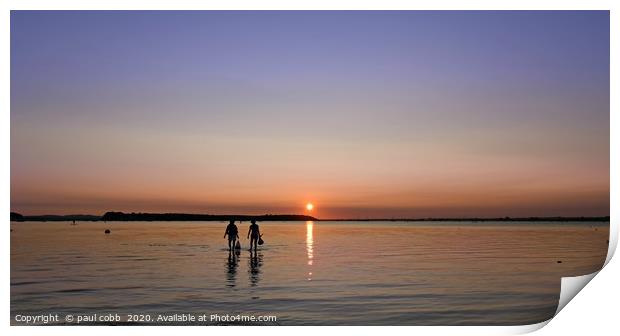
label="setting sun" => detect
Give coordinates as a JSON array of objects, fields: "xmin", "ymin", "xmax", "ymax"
[{"xmin": 306, "ymin": 203, "xmax": 314, "ymax": 211}]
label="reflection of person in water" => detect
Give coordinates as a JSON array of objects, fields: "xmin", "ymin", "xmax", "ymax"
[
  {"xmin": 247, "ymin": 220, "xmax": 260, "ymax": 251},
  {"xmin": 248, "ymin": 250, "xmax": 263, "ymax": 287},
  {"xmin": 226, "ymin": 252, "xmax": 238, "ymax": 288}
]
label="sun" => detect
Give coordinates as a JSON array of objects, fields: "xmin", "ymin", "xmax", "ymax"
[{"xmin": 306, "ymin": 203, "xmax": 314, "ymax": 211}]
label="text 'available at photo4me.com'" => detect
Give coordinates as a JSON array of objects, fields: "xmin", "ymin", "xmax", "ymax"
[{"xmin": 14, "ymin": 313, "xmax": 278, "ymax": 325}]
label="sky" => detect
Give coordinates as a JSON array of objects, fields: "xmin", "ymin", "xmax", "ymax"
[{"xmin": 11, "ymin": 11, "xmax": 609, "ymax": 218}]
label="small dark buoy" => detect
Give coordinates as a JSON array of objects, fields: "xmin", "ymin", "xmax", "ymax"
[
  {"xmin": 104, "ymin": 229, "xmax": 111, "ymax": 234},
  {"xmin": 557, "ymin": 260, "xmax": 562, "ymax": 263}
]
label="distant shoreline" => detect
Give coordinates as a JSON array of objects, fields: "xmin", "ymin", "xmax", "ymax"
[
  {"xmin": 9, "ymin": 212, "xmax": 609, "ymax": 222},
  {"xmin": 10, "ymin": 212, "xmax": 318, "ymax": 222}
]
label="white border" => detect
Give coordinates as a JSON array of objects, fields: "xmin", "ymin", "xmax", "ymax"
[{"xmin": 2, "ymin": 1, "xmax": 617, "ymax": 336}]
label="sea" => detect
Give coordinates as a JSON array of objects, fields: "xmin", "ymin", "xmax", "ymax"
[{"xmin": 10, "ymin": 221, "xmax": 609, "ymax": 325}]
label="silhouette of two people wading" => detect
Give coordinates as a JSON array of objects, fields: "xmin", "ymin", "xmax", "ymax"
[{"xmin": 224, "ymin": 219, "xmax": 262, "ymax": 251}]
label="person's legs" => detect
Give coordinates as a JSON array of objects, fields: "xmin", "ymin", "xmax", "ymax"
[{"xmin": 228, "ymin": 239, "xmax": 233, "ymax": 251}]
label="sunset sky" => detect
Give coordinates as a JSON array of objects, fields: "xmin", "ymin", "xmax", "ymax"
[{"xmin": 11, "ymin": 11, "xmax": 609, "ymax": 218}]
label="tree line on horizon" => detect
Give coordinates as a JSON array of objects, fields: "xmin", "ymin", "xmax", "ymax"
[{"xmin": 10, "ymin": 211, "xmax": 318, "ymax": 222}]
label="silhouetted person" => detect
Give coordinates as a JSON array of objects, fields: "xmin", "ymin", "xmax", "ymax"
[
  {"xmin": 224, "ymin": 220, "xmax": 239, "ymax": 251},
  {"xmin": 247, "ymin": 220, "xmax": 261, "ymax": 251}
]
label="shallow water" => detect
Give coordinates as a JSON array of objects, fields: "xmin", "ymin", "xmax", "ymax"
[{"xmin": 11, "ymin": 221, "xmax": 609, "ymax": 325}]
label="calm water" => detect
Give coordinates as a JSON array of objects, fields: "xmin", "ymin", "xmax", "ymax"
[{"xmin": 11, "ymin": 221, "xmax": 609, "ymax": 325}]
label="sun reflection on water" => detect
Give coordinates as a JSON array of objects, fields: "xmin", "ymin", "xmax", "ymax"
[{"xmin": 306, "ymin": 221, "xmax": 314, "ymax": 280}]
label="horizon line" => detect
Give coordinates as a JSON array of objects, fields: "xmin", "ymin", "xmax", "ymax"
[{"xmin": 10, "ymin": 211, "xmax": 610, "ymax": 222}]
